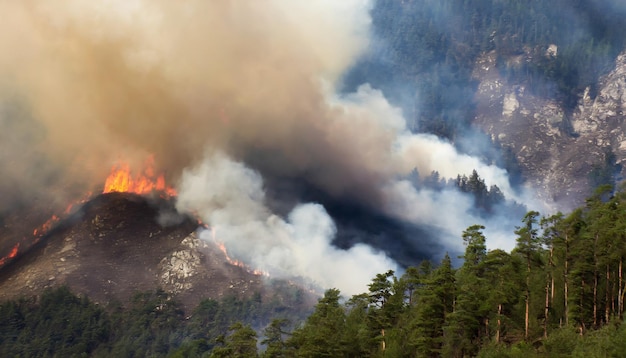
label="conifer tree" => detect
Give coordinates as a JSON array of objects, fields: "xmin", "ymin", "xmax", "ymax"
[
  {"xmin": 261, "ymin": 319, "xmax": 290, "ymax": 358},
  {"xmin": 289, "ymin": 289, "xmax": 346, "ymax": 357},
  {"xmin": 411, "ymin": 253, "xmax": 455, "ymax": 356},
  {"xmin": 210, "ymin": 322, "xmax": 258, "ymax": 358},
  {"xmin": 514, "ymin": 211, "xmax": 541, "ymax": 340},
  {"xmin": 443, "ymin": 225, "xmax": 490, "ymax": 356}
]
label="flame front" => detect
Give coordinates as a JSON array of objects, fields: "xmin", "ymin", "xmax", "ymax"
[
  {"xmin": 103, "ymin": 158, "xmax": 176, "ymax": 197},
  {"xmin": 211, "ymin": 227, "xmax": 269, "ymax": 277},
  {"xmin": 0, "ymin": 158, "xmax": 177, "ymax": 269},
  {"xmin": 0, "ymin": 243, "xmax": 19, "ymax": 267}
]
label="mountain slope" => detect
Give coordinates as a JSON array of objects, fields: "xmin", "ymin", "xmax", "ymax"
[
  {"xmin": 473, "ymin": 50, "xmax": 626, "ymax": 207},
  {"xmin": 0, "ymin": 193, "xmax": 307, "ymax": 310}
]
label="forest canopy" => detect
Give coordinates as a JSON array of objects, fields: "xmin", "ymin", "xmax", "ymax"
[{"xmin": 4, "ymin": 185, "xmax": 626, "ymax": 356}]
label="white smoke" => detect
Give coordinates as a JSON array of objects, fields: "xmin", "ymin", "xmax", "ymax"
[{"xmin": 176, "ymin": 152, "xmax": 399, "ymax": 296}]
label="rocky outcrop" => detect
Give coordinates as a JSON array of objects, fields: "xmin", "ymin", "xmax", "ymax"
[{"xmin": 473, "ymin": 50, "xmax": 626, "ymax": 209}]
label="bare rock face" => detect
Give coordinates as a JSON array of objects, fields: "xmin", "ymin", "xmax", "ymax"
[
  {"xmin": 0, "ymin": 193, "xmax": 285, "ymax": 310},
  {"xmin": 473, "ymin": 51, "xmax": 626, "ymax": 209},
  {"xmin": 575, "ymin": 52, "xmax": 626, "ymax": 151},
  {"xmin": 159, "ymin": 235, "xmax": 204, "ymax": 295}
]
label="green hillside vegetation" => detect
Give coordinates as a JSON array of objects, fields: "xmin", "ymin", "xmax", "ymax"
[
  {"xmin": 4, "ymin": 185, "xmax": 626, "ymax": 356},
  {"xmin": 0, "ymin": 285, "xmax": 310, "ymax": 357}
]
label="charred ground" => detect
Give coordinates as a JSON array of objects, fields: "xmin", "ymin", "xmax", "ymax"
[{"xmin": 0, "ymin": 192, "xmax": 316, "ymax": 311}]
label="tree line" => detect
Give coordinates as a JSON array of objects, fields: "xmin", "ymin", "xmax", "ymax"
[
  {"xmin": 4, "ymin": 185, "xmax": 626, "ymax": 356},
  {"xmin": 243, "ymin": 184, "xmax": 626, "ymax": 357},
  {"xmin": 0, "ymin": 285, "xmax": 309, "ymax": 357}
]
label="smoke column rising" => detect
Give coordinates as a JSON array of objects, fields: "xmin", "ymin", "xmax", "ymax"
[{"xmin": 0, "ymin": 1, "xmax": 540, "ymax": 293}]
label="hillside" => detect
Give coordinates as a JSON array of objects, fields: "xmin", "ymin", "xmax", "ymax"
[
  {"xmin": 3, "ymin": 0, "xmax": 626, "ymax": 355},
  {"xmin": 0, "ymin": 193, "xmax": 315, "ymax": 311}
]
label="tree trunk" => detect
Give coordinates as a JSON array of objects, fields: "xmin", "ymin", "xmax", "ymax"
[
  {"xmin": 545, "ymin": 246, "xmax": 553, "ymax": 337},
  {"xmin": 580, "ymin": 279, "xmax": 586, "ymax": 335},
  {"xmin": 485, "ymin": 318, "xmax": 489, "ymax": 338},
  {"xmin": 593, "ymin": 273, "xmax": 598, "ymax": 327},
  {"xmin": 593, "ymin": 234, "xmax": 598, "ymax": 328},
  {"xmin": 496, "ymin": 303, "xmax": 502, "ymax": 344},
  {"xmin": 381, "ymin": 329, "xmax": 385, "ymax": 352},
  {"xmin": 550, "ymin": 246, "xmax": 555, "ymax": 304},
  {"xmin": 543, "ymin": 281, "xmax": 550, "ymax": 338},
  {"xmin": 525, "ymin": 259, "xmax": 530, "ymax": 340},
  {"xmin": 606, "ymin": 265, "xmax": 610, "ymax": 324},
  {"xmin": 612, "ymin": 267, "xmax": 616, "ymax": 317},
  {"xmin": 525, "ymin": 288, "xmax": 530, "ymax": 340},
  {"xmin": 564, "ymin": 234, "xmax": 569, "ymax": 326},
  {"xmin": 617, "ymin": 257, "xmax": 624, "ymax": 319}
]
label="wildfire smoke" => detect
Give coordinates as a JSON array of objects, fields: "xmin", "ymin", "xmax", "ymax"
[{"xmin": 0, "ymin": 1, "xmax": 539, "ymax": 294}]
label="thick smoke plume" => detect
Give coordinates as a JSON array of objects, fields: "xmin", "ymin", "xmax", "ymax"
[{"xmin": 0, "ymin": 1, "xmax": 539, "ymax": 294}]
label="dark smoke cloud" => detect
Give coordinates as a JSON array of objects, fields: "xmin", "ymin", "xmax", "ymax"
[{"xmin": 0, "ymin": 1, "xmax": 541, "ymax": 294}]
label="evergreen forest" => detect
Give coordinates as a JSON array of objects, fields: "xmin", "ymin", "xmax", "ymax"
[{"xmin": 5, "ymin": 185, "xmax": 626, "ymax": 356}]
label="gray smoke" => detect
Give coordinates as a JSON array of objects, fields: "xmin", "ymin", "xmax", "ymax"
[{"xmin": 0, "ymin": 1, "xmax": 543, "ymax": 294}]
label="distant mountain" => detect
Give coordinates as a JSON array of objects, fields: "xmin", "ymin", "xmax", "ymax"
[{"xmin": 344, "ymin": 0, "xmax": 626, "ymax": 209}]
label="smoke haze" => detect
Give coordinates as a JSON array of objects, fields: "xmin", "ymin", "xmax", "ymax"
[{"xmin": 0, "ymin": 1, "xmax": 540, "ymax": 294}]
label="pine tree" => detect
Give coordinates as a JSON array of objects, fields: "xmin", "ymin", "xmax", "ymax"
[
  {"xmin": 343, "ymin": 294, "xmax": 370, "ymax": 358},
  {"xmin": 411, "ymin": 253, "xmax": 455, "ymax": 356},
  {"xmin": 443, "ymin": 225, "xmax": 490, "ymax": 356},
  {"xmin": 514, "ymin": 211, "xmax": 541, "ymax": 340},
  {"xmin": 483, "ymin": 249, "xmax": 523, "ymax": 344},
  {"xmin": 210, "ymin": 322, "xmax": 258, "ymax": 358},
  {"xmin": 367, "ymin": 270, "xmax": 404, "ymax": 354},
  {"xmin": 261, "ymin": 319, "xmax": 290, "ymax": 358},
  {"xmin": 289, "ymin": 289, "xmax": 346, "ymax": 357}
]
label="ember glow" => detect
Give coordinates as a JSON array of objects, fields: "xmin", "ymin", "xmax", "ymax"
[
  {"xmin": 103, "ymin": 159, "xmax": 176, "ymax": 197},
  {"xmin": 211, "ymin": 227, "xmax": 269, "ymax": 277},
  {"xmin": 33, "ymin": 215, "xmax": 59, "ymax": 237},
  {"xmin": 0, "ymin": 243, "xmax": 19, "ymax": 267},
  {"xmin": 0, "ymin": 157, "xmax": 178, "ymax": 269}
]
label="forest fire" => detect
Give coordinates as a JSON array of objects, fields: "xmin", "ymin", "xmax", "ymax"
[
  {"xmin": 0, "ymin": 158, "xmax": 178, "ymax": 269},
  {"xmin": 32, "ymin": 215, "xmax": 59, "ymax": 237},
  {"xmin": 103, "ymin": 159, "xmax": 177, "ymax": 197},
  {"xmin": 0, "ymin": 243, "xmax": 19, "ymax": 267},
  {"xmin": 0, "ymin": 158, "xmax": 263, "ymax": 278},
  {"xmin": 211, "ymin": 227, "xmax": 269, "ymax": 277}
]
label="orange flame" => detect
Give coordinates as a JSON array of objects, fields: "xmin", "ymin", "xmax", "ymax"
[
  {"xmin": 3, "ymin": 157, "xmax": 177, "ymax": 268},
  {"xmin": 211, "ymin": 227, "xmax": 269, "ymax": 277},
  {"xmin": 103, "ymin": 157, "xmax": 176, "ymax": 197},
  {"xmin": 33, "ymin": 215, "xmax": 59, "ymax": 237},
  {"xmin": 0, "ymin": 243, "xmax": 19, "ymax": 267}
]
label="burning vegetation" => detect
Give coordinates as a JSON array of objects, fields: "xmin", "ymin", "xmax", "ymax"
[
  {"xmin": 0, "ymin": 156, "xmax": 267, "ymax": 284},
  {"xmin": 103, "ymin": 158, "xmax": 177, "ymax": 198},
  {"xmin": 0, "ymin": 158, "xmax": 178, "ymax": 269},
  {"xmin": 210, "ymin": 227, "xmax": 269, "ymax": 277}
]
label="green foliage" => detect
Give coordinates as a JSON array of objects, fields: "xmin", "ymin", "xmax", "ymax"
[
  {"xmin": 288, "ymin": 289, "xmax": 347, "ymax": 357},
  {"xmin": 0, "ymin": 286, "xmax": 309, "ymax": 357},
  {"xmin": 9, "ymin": 187, "xmax": 626, "ymax": 356},
  {"xmin": 0, "ymin": 286, "xmax": 110, "ymax": 357},
  {"xmin": 260, "ymin": 319, "xmax": 290, "ymax": 358},
  {"xmin": 410, "ymin": 253, "xmax": 455, "ymax": 356},
  {"xmin": 541, "ymin": 326, "xmax": 579, "ymax": 356},
  {"xmin": 210, "ymin": 322, "xmax": 258, "ymax": 358}
]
